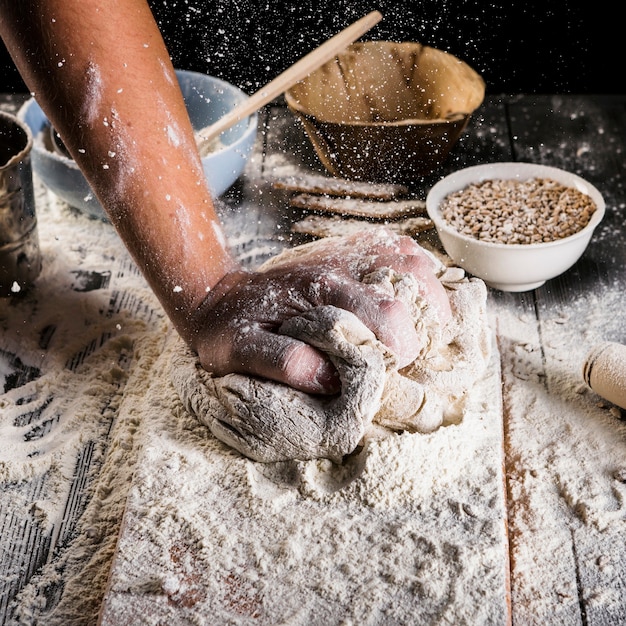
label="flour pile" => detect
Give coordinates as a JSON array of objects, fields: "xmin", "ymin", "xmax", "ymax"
[{"xmin": 100, "ymin": 325, "xmax": 509, "ymax": 625}]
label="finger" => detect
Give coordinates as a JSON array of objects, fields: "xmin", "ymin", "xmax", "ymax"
[
  {"xmin": 367, "ymin": 297, "xmax": 425, "ymax": 366},
  {"xmin": 229, "ymin": 327, "xmax": 341, "ymax": 395},
  {"xmin": 365, "ymin": 253, "xmax": 452, "ymax": 323},
  {"xmin": 325, "ymin": 282, "xmax": 425, "ymax": 366}
]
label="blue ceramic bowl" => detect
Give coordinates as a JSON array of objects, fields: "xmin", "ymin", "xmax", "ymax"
[{"xmin": 18, "ymin": 70, "xmax": 257, "ymax": 220}]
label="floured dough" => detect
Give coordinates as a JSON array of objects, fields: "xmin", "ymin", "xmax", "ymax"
[
  {"xmin": 170, "ymin": 235, "xmax": 491, "ymax": 462},
  {"xmin": 171, "ymin": 305, "xmax": 388, "ymax": 463}
]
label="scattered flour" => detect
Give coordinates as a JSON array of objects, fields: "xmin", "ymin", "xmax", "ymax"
[
  {"xmin": 99, "ymin": 327, "xmax": 509, "ymax": 625},
  {"xmin": 493, "ymin": 284, "xmax": 626, "ymax": 623},
  {"xmin": 0, "ymin": 179, "xmax": 169, "ymax": 624},
  {"xmin": 1, "ymin": 96, "xmax": 624, "ymax": 625}
]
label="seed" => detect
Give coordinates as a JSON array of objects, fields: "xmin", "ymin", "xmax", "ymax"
[{"xmin": 439, "ymin": 177, "xmax": 597, "ymax": 244}]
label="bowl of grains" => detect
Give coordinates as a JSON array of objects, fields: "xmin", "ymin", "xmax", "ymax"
[{"xmin": 426, "ymin": 162, "xmax": 605, "ymax": 291}]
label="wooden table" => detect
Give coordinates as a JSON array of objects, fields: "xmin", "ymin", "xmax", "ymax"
[{"xmin": 1, "ymin": 93, "xmax": 625, "ymax": 625}]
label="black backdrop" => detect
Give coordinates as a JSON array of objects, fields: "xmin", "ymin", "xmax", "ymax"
[{"xmin": 0, "ymin": 0, "xmax": 620, "ymax": 95}]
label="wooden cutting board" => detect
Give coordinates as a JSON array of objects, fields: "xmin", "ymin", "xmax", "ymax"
[{"xmin": 98, "ymin": 329, "xmax": 511, "ymax": 625}]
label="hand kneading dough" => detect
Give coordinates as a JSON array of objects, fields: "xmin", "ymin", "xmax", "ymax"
[{"xmin": 170, "ymin": 235, "xmax": 491, "ymax": 462}]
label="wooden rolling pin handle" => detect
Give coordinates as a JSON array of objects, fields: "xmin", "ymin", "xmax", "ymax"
[{"xmin": 582, "ymin": 341, "xmax": 626, "ymax": 410}]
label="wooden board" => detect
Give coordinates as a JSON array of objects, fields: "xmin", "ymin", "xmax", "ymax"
[{"xmin": 98, "ymin": 330, "xmax": 510, "ymax": 625}]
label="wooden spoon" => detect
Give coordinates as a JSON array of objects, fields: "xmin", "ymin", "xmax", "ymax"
[{"xmin": 196, "ymin": 10, "xmax": 383, "ymax": 156}]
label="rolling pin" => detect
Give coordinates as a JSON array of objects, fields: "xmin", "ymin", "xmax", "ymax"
[{"xmin": 582, "ymin": 342, "xmax": 626, "ymax": 410}]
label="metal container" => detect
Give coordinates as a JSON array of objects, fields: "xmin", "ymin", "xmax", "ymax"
[{"xmin": 0, "ymin": 110, "xmax": 42, "ymax": 296}]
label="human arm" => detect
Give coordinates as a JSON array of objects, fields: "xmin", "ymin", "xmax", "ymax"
[
  {"xmin": 0, "ymin": 0, "xmax": 236, "ymax": 336},
  {"xmin": 0, "ymin": 0, "xmax": 451, "ymax": 394}
]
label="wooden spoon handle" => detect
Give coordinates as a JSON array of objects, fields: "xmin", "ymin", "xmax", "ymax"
[{"xmin": 196, "ymin": 10, "xmax": 382, "ymax": 155}]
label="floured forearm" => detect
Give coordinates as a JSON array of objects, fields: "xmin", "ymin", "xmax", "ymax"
[{"xmin": 0, "ymin": 0, "xmax": 239, "ymax": 339}]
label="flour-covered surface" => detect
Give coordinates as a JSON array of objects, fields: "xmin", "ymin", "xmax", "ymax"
[
  {"xmin": 0, "ymin": 98, "xmax": 283, "ymax": 625},
  {"xmin": 493, "ymin": 285, "xmax": 626, "ymax": 625},
  {"xmin": 2, "ymin": 93, "xmax": 626, "ymax": 626},
  {"xmin": 493, "ymin": 94, "xmax": 626, "ymax": 625},
  {"xmin": 0, "ymin": 173, "xmax": 169, "ymax": 624},
  {"xmin": 98, "ymin": 327, "xmax": 509, "ymax": 625}
]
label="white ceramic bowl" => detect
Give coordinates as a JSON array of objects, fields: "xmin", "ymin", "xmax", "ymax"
[
  {"xmin": 426, "ymin": 162, "xmax": 605, "ymax": 291},
  {"xmin": 18, "ymin": 70, "xmax": 257, "ymax": 220}
]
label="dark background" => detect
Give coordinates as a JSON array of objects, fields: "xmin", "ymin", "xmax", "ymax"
[{"xmin": 0, "ymin": 0, "xmax": 620, "ymax": 95}]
